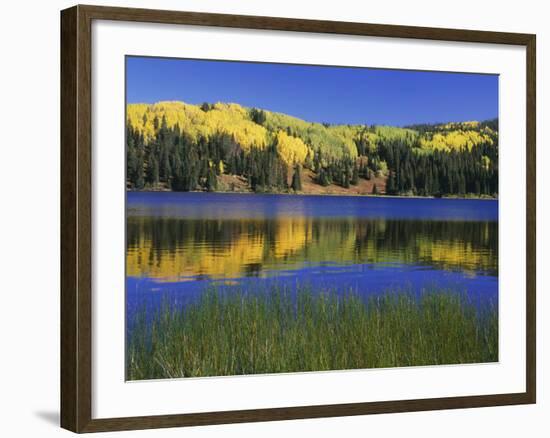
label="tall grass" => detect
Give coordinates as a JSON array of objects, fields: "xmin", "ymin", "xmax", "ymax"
[{"xmin": 126, "ymin": 285, "xmax": 498, "ymax": 380}]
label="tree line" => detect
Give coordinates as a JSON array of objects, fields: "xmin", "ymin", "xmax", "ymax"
[
  {"xmin": 378, "ymin": 140, "xmax": 498, "ymax": 197},
  {"xmin": 127, "ymin": 114, "xmax": 498, "ymax": 197},
  {"xmin": 127, "ymin": 115, "xmax": 292, "ymax": 193}
]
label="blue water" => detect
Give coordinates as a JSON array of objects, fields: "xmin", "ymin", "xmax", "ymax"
[
  {"xmin": 126, "ymin": 192, "xmax": 498, "ymax": 320},
  {"xmin": 127, "ymin": 191, "xmax": 498, "ymax": 221}
]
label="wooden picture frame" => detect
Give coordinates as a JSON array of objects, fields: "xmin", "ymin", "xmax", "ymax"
[{"xmin": 61, "ymin": 4, "xmax": 536, "ymax": 433}]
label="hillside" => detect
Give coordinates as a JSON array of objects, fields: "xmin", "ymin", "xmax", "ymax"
[{"xmin": 126, "ymin": 101, "xmax": 498, "ymax": 197}]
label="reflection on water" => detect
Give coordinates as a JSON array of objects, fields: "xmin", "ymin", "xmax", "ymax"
[
  {"xmin": 127, "ymin": 216, "xmax": 498, "ymax": 281},
  {"xmin": 126, "ymin": 192, "xmax": 498, "ymax": 302}
]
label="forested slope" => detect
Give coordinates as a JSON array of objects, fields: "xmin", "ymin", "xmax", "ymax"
[{"xmin": 126, "ymin": 101, "xmax": 498, "ymax": 197}]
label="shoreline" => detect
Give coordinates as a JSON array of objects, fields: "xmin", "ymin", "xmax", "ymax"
[
  {"xmin": 127, "ymin": 286, "xmax": 498, "ymax": 380},
  {"xmin": 126, "ymin": 189, "xmax": 498, "ymax": 201}
]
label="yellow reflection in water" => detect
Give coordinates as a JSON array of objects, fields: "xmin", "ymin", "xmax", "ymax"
[{"xmin": 126, "ymin": 216, "xmax": 497, "ymax": 281}]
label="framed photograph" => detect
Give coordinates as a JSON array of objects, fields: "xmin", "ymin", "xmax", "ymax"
[{"xmin": 60, "ymin": 5, "xmax": 536, "ymax": 433}]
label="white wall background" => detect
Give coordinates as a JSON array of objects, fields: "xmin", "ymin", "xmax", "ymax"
[{"xmin": 0, "ymin": 0, "xmax": 546, "ymax": 436}]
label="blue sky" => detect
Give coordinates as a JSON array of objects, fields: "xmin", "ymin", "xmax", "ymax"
[{"xmin": 126, "ymin": 56, "xmax": 498, "ymax": 126}]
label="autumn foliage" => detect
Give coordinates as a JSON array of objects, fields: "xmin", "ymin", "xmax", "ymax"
[{"xmin": 126, "ymin": 100, "xmax": 498, "ymax": 197}]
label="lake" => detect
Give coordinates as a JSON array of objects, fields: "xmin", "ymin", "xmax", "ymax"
[{"xmin": 126, "ymin": 192, "xmax": 498, "ymax": 318}]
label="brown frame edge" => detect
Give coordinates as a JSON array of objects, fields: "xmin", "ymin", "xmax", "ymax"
[{"xmin": 60, "ymin": 4, "xmax": 536, "ymax": 433}]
